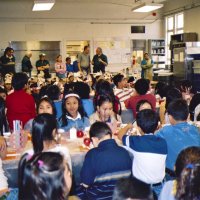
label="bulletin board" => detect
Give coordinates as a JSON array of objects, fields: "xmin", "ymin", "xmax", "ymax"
[{"xmin": 93, "ymin": 38, "xmax": 131, "ymax": 64}]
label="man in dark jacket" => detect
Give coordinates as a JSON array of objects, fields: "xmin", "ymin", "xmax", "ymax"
[{"xmin": 21, "ymin": 52, "xmax": 33, "ymax": 77}]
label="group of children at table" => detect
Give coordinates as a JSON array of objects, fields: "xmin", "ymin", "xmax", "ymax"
[{"xmin": 0, "ymin": 71, "xmax": 199, "ymax": 200}]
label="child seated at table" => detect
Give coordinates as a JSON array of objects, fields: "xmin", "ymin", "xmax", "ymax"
[
  {"xmin": 18, "ymin": 152, "xmax": 72, "ymax": 200},
  {"xmin": 24, "ymin": 96, "xmax": 56, "ymax": 132},
  {"xmin": 112, "ymin": 177, "xmax": 154, "ymax": 200},
  {"xmin": 90, "ymin": 94, "xmax": 121, "ymax": 133},
  {"xmin": 118, "ymin": 109, "xmax": 167, "ymax": 197},
  {"xmin": 77, "ymin": 122, "xmax": 132, "ymax": 200},
  {"xmin": 159, "ymin": 146, "xmax": 200, "ymax": 200},
  {"xmin": 28, "ymin": 113, "xmax": 71, "ymax": 170},
  {"xmin": 59, "ymin": 93, "xmax": 90, "ymax": 132}
]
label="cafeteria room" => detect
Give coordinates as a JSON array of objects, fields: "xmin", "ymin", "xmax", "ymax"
[{"xmin": 0, "ymin": 0, "xmax": 199, "ymax": 199}]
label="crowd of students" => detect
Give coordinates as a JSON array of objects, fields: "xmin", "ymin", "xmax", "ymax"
[{"xmin": 0, "ymin": 70, "xmax": 199, "ymax": 200}]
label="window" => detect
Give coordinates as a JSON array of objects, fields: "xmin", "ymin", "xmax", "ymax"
[{"xmin": 165, "ymin": 12, "xmax": 184, "ymax": 64}]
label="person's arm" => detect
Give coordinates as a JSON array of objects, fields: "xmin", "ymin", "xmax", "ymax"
[
  {"xmin": 43, "ymin": 61, "xmax": 50, "ymax": 69},
  {"xmin": 80, "ymin": 151, "xmax": 95, "ymax": 187},
  {"xmin": 99, "ymin": 55, "xmax": 108, "ymax": 66},
  {"xmin": 0, "ymin": 136, "xmax": 7, "ymax": 159},
  {"xmin": 117, "ymin": 124, "xmax": 133, "ymax": 141},
  {"xmin": 77, "ymin": 54, "xmax": 82, "ymax": 71}
]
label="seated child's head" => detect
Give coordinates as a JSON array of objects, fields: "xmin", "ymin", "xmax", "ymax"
[
  {"xmin": 136, "ymin": 109, "xmax": 159, "ymax": 134},
  {"xmin": 113, "ymin": 74, "xmax": 125, "ymax": 89},
  {"xmin": 74, "ymin": 82, "xmax": 90, "ymax": 99},
  {"xmin": 37, "ymin": 96, "xmax": 56, "ymax": 116},
  {"xmin": 89, "ymin": 122, "xmax": 112, "ymax": 147},
  {"xmin": 96, "ymin": 94, "xmax": 114, "ymax": 122},
  {"xmin": 180, "ymin": 80, "xmax": 193, "ymax": 93},
  {"xmin": 112, "ymin": 177, "xmax": 154, "ymax": 200},
  {"xmin": 136, "ymin": 100, "xmax": 153, "ymax": 113},
  {"xmin": 0, "ymin": 87, "xmax": 7, "ymax": 100},
  {"xmin": 32, "ymin": 113, "xmax": 58, "ymax": 153},
  {"xmin": 167, "ymin": 99, "xmax": 189, "ymax": 124},
  {"xmin": 46, "ymin": 85, "xmax": 61, "ymax": 101},
  {"xmin": 175, "ymin": 147, "xmax": 200, "ymax": 200},
  {"xmin": 165, "ymin": 87, "xmax": 182, "ymax": 110},
  {"xmin": 134, "ymin": 79, "xmax": 149, "ymax": 95},
  {"xmin": 19, "ymin": 152, "xmax": 72, "ymax": 200}
]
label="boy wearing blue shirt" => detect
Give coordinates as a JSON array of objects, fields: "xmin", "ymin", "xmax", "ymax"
[
  {"xmin": 118, "ymin": 109, "xmax": 167, "ymax": 197},
  {"xmin": 78, "ymin": 122, "xmax": 132, "ymax": 200},
  {"xmin": 156, "ymin": 99, "xmax": 200, "ymax": 173}
]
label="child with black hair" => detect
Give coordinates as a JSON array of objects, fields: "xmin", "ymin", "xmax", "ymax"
[
  {"xmin": 125, "ymin": 78, "xmax": 156, "ymax": 118},
  {"xmin": 18, "ymin": 152, "xmax": 72, "ymax": 200},
  {"xmin": 113, "ymin": 73, "xmax": 133, "ymax": 103},
  {"xmin": 113, "ymin": 177, "xmax": 154, "ymax": 200},
  {"xmin": 118, "ymin": 109, "xmax": 167, "ymax": 197},
  {"xmin": 59, "ymin": 93, "xmax": 90, "ymax": 132},
  {"xmin": 46, "ymin": 84, "xmax": 63, "ymax": 119},
  {"xmin": 6, "ymin": 72, "xmax": 36, "ymax": 130},
  {"xmin": 77, "ymin": 121, "xmax": 132, "ymax": 200},
  {"xmin": 156, "ymin": 99, "xmax": 200, "ymax": 174},
  {"xmin": 159, "ymin": 146, "xmax": 200, "ymax": 200}
]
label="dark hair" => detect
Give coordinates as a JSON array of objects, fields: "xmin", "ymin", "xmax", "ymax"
[
  {"xmin": 89, "ymin": 121, "xmax": 112, "ymax": 140},
  {"xmin": 189, "ymin": 93, "xmax": 200, "ymax": 121},
  {"xmin": 84, "ymin": 45, "xmax": 89, "ymax": 51},
  {"xmin": 4, "ymin": 47, "xmax": 13, "ymax": 56},
  {"xmin": 113, "ymin": 74, "xmax": 124, "ymax": 87},
  {"xmin": 61, "ymin": 92, "xmax": 87, "ymax": 127},
  {"xmin": 0, "ymin": 97, "xmax": 9, "ymax": 135},
  {"xmin": 167, "ymin": 99, "xmax": 189, "ymax": 121},
  {"xmin": 94, "ymin": 79, "xmax": 120, "ymax": 114},
  {"xmin": 136, "ymin": 100, "xmax": 153, "ymax": 113},
  {"xmin": 18, "ymin": 152, "xmax": 70, "ymax": 200},
  {"xmin": 165, "ymin": 87, "xmax": 182, "ymax": 110},
  {"xmin": 96, "ymin": 94, "xmax": 113, "ymax": 109},
  {"xmin": 180, "ymin": 80, "xmax": 193, "ymax": 92},
  {"xmin": 36, "ymin": 96, "xmax": 56, "ymax": 116},
  {"xmin": 113, "ymin": 177, "xmax": 153, "ymax": 200},
  {"xmin": 127, "ymin": 76, "xmax": 135, "ymax": 83},
  {"xmin": 46, "ymin": 85, "xmax": 61, "ymax": 101},
  {"xmin": 155, "ymin": 82, "xmax": 167, "ymax": 98},
  {"xmin": 73, "ymin": 82, "xmax": 90, "ymax": 99},
  {"xmin": 134, "ymin": 79, "xmax": 149, "ymax": 95},
  {"xmin": 197, "ymin": 113, "xmax": 200, "ymax": 121},
  {"xmin": 32, "ymin": 113, "xmax": 57, "ymax": 153},
  {"xmin": 175, "ymin": 146, "xmax": 200, "ymax": 177},
  {"xmin": 38, "ymin": 85, "xmax": 49, "ymax": 99},
  {"xmin": 136, "ymin": 109, "xmax": 159, "ymax": 133},
  {"xmin": 65, "ymin": 57, "xmax": 71, "ymax": 62},
  {"xmin": 0, "ymin": 87, "xmax": 7, "ymax": 95},
  {"xmin": 175, "ymin": 162, "xmax": 200, "ymax": 200},
  {"xmin": 12, "ymin": 72, "xmax": 28, "ymax": 90}
]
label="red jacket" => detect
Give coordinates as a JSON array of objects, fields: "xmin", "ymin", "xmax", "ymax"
[{"xmin": 6, "ymin": 89, "xmax": 36, "ymax": 130}]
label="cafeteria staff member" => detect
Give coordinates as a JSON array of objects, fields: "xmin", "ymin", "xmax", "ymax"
[
  {"xmin": 141, "ymin": 53, "xmax": 154, "ymax": 81},
  {"xmin": 36, "ymin": 53, "xmax": 51, "ymax": 79}
]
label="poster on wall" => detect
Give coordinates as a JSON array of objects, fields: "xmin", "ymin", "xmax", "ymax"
[{"xmin": 94, "ymin": 38, "xmax": 131, "ymax": 64}]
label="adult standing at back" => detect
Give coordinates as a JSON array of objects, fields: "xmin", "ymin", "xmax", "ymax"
[
  {"xmin": 36, "ymin": 53, "xmax": 51, "ymax": 79},
  {"xmin": 6, "ymin": 73, "xmax": 36, "ymax": 130},
  {"xmin": 78, "ymin": 46, "xmax": 90, "ymax": 75},
  {"xmin": 0, "ymin": 47, "xmax": 15, "ymax": 77},
  {"xmin": 141, "ymin": 53, "xmax": 154, "ymax": 81},
  {"xmin": 92, "ymin": 47, "xmax": 108, "ymax": 73},
  {"xmin": 21, "ymin": 52, "xmax": 33, "ymax": 77}
]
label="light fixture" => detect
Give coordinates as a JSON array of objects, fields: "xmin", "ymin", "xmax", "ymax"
[
  {"xmin": 132, "ymin": 2, "xmax": 163, "ymax": 12},
  {"xmin": 32, "ymin": 0, "xmax": 55, "ymax": 11}
]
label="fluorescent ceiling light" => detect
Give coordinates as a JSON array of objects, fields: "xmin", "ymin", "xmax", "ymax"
[
  {"xmin": 32, "ymin": 0, "xmax": 55, "ymax": 11},
  {"xmin": 132, "ymin": 3, "xmax": 163, "ymax": 12}
]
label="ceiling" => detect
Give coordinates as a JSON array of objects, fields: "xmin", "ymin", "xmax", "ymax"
[{"xmin": 0, "ymin": 0, "xmax": 167, "ymax": 23}]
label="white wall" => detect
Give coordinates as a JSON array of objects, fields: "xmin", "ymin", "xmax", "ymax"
[
  {"xmin": 0, "ymin": 20, "xmax": 164, "ymax": 71},
  {"xmin": 164, "ymin": 0, "xmax": 200, "ymax": 39}
]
